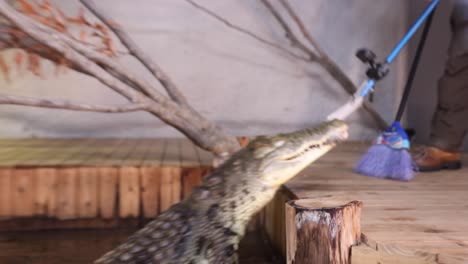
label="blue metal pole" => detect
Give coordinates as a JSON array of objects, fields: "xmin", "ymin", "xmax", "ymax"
[
  {"xmin": 360, "ymin": 0, "xmax": 439, "ymax": 97},
  {"xmin": 386, "ymin": 0, "xmax": 439, "ymax": 63}
]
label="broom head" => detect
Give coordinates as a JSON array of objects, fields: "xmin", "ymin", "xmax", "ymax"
[{"xmin": 354, "ymin": 121, "xmax": 415, "ymax": 181}]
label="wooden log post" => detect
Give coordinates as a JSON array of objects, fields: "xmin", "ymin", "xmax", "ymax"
[{"xmin": 286, "ymin": 197, "xmax": 363, "ymax": 264}]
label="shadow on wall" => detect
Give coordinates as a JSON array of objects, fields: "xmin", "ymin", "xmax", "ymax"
[{"xmin": 406, "ymin": 0, "xmax": 468, "ymax": 151}]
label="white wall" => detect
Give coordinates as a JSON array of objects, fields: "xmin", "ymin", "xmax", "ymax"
[{"xmin": 0, "ymin": 0, "xmax": 408, "ymax": 140}]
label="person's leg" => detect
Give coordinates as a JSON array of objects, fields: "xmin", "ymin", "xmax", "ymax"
[
  {"xmin": 415, "ymin": 0, "xmax": 468, "ymax": 171},
  {"xmin": 429, "ymin": 53, "xmax": 468, "ymax": 152}
]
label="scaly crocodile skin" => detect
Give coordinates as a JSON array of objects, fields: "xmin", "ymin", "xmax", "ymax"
[{"xmin": 95, "ymin": 119, "xmax": 348, "ymax": 264}]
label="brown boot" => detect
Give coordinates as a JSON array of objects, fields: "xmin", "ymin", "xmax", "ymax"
[{"xmin": 413, "ymin": 146, "xmax": 462, "ymax": 172}]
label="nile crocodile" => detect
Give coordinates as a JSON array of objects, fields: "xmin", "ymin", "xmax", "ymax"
[{"xmin": 95, "ymin": 119, "xmax": 348, "ymax": 264}]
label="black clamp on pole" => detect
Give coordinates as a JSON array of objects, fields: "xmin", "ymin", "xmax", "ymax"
[
  {"xmin": 355, "ymin": 48, "xmax": 391, "ymax": 101},
  {"xmin": 356, "ymin": 48, "xmax": 390, "ymax": 81}
]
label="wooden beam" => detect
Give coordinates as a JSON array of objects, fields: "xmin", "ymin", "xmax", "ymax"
[{"xmin": 285, "ymin": 197, "xmax": 362, "ymax": 264}]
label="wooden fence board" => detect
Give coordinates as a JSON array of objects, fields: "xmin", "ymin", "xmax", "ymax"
[
  {"xmin": 119, "ymin": 167, "xmax": 140, "ymax": 218},
  {"xmin": 35, "ymin": 168, "xmax": 57, "ymax": 217},
  {"xmin": 0, "ymin": 169, "xmax": 12, "ymax": 218},
  {"xmin": 77, "ymin": 168, "xmax": 98, "ymax": 218},
  {"xmin": 98, "ymin": 167, "xmax": 118, "ymax": 219},
  {"xmin": 56, "ymin": 168, "xmax": 78, "ymax": 220},
  {"xmin": 140, "ymin": 167, "xmax": 160, "ymax": 218}
]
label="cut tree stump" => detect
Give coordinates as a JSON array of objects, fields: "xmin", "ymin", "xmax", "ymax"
[{"xmin": 285, "ymin": 197, "xmax": 363, "ymax": 264}]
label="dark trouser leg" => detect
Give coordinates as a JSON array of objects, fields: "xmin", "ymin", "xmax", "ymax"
[
  {"xmin": 430, "ymin": 0, "xmax": 468, "ymax": 152},
  {"xmin": 430, "ymin": 54, "xmax": 468, "ymax": 152}
]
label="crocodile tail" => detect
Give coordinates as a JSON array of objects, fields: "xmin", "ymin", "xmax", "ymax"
[{"xmin": 94, "ymin": 204, "xmax": 196, "ymax": 264}]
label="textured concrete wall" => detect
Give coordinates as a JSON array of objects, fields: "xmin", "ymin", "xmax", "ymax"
[{"xmin": 0, "ymin": 0, "xmax": 407, "ymax": 140}]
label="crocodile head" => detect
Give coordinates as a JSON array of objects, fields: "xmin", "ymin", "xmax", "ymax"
[{"xmin": 243, "ymin": 119, "xmax": 348, "ymax": 187}]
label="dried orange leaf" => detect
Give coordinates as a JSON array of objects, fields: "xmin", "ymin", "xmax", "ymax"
[
  {"xmin": 67, "ymin": 16, "xmax": 87, "ymax": 26},
  {"xmin": 0, "ymin": 55, "xmax": 10, "ymax": 82},
  {"xmin": 35, "ymin": 15, "xmax": 65, "ymax": 32},
  {"xmin": 51, "ymin": 8, "xmax": 67, "ymax": 32},
  {"xmin": 102, "ymin": 37, "xmax": 116, "ymax": 56},
  {"xmin": 54, "ymin": 56, "xmax": 69, "ymax": 76},
  {"xmin": 53, "ymin": 61, "xmax": 62, "ymax": 76},
  {"xmin": 106, "ymin": 20, "xmax": 120, "ymax": 27},
  {"xmin": 95, "ymin": 23, "xmax": 108, "ymax": 35},
  {"xmin": 66, "ymin": 17, "xmax": 81, "ymax": 25},
  {"xmin": 91, "ymin": 31, "xmax": 103, "ymax": 38},
  {"xmin": 17, "ymin": 0, "xmax": 39, "ymax": 15},
  {"xmin": 7, "ymin": 28, "xmax": 27, "ymax": 37},
  {"xmin": 79, "ymin": 30, "xmax": 87, "ymax": 41},
  {"xmin": 33, "ymin": 0, "xmax": 48, "ymax": 12},
  {"xmin": 27, "ymin": 53, "xmax": 41, "ymax": 77},
  {"xmin": 14, "ymin": 51, "xmax": 24, "ymax": 72},
  {"xmin": 38, "ymin": 0, "xmax": 52, "ymax": 12},
  {"xmin": 67, "ymin": 7, "xmax": 89, "ymax": 26}
]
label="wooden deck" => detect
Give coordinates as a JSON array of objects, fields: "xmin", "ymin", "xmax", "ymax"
[
  {"xmin": 0, "ymin": 138, "xmax": 214, "ymax": 230},
  {"xmin": 0, "ymin": 138, "xmax": 280, "ymax": 263},
  {"xmin": 0, "ymin": 138, "xmax": 213, "ymax": 167},
  {"xmin": 1, "ymin": 139, "xmax": 467, "ymax": 262},
  {"xmin": 266, "ymin": 143, "xmax": 468, "ymax": 263}
]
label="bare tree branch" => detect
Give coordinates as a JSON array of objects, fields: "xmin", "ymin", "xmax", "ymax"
[
  {"xmin": 31, "ymin": 23, "xmax": 169, "ymax": 104},
  {"xmin": 79, "ymin": 0, "xmax": 190, "ymax": 106},
  {"xmin": 0, "ymin": 94, "xmax": 147, "ymax": 112},
  {"xmin": 258, "ymin": 0, "xmax": 317, "ymax": 60},
  {"xmin": 0, "ymin": 24, "xmax": 161, "ymax": 98},
  {"xmin": 0, "ymin": 0, "xmax": 241, "ymax": 156},
  {"xmin": 183, "ymin": 0, "xmax": 309, "ymax": 62},
  {"xmin": 276, "ymin": 0, "xmax": 326, "ymax": 57},
  {"xmin": 272, "ymin": 0, "xmax": 356, "ymax": 95}
]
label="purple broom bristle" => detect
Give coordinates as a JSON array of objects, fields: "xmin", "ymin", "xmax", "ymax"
[{"xmin": 354, "ymin": 144, "xmax": 415, "ymax": 181}]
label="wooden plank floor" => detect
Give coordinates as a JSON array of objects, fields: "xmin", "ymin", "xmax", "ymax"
[
  {"xmin": 285, "ymin": 142, "xmax": 468, "ymax": 262},
  {"xmin": 0, "ymin": 138, "xmax": 214, "ymax": 167}
]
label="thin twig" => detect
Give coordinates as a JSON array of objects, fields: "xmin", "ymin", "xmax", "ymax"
[
  {"xmin": 259, "ymin": 0, "xmax": 317, "ymax": 60},
  {"xmin": 183, "ymin": 0, "xmax": 309, "ymax": 62},
  {"xmin": 0, "ymin": 94, "xmax": 147, "ymax": 112},
  {"xmin": 80, "ymin": 0, "xmax": 190, "ymax": 105},
  {"xmin": 274, "ymin": 0, "xmax": 356, "ymax": 94},
  {"xmin": 276, "ymin": 0, "xmax": 326, "ymax": 57}
]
